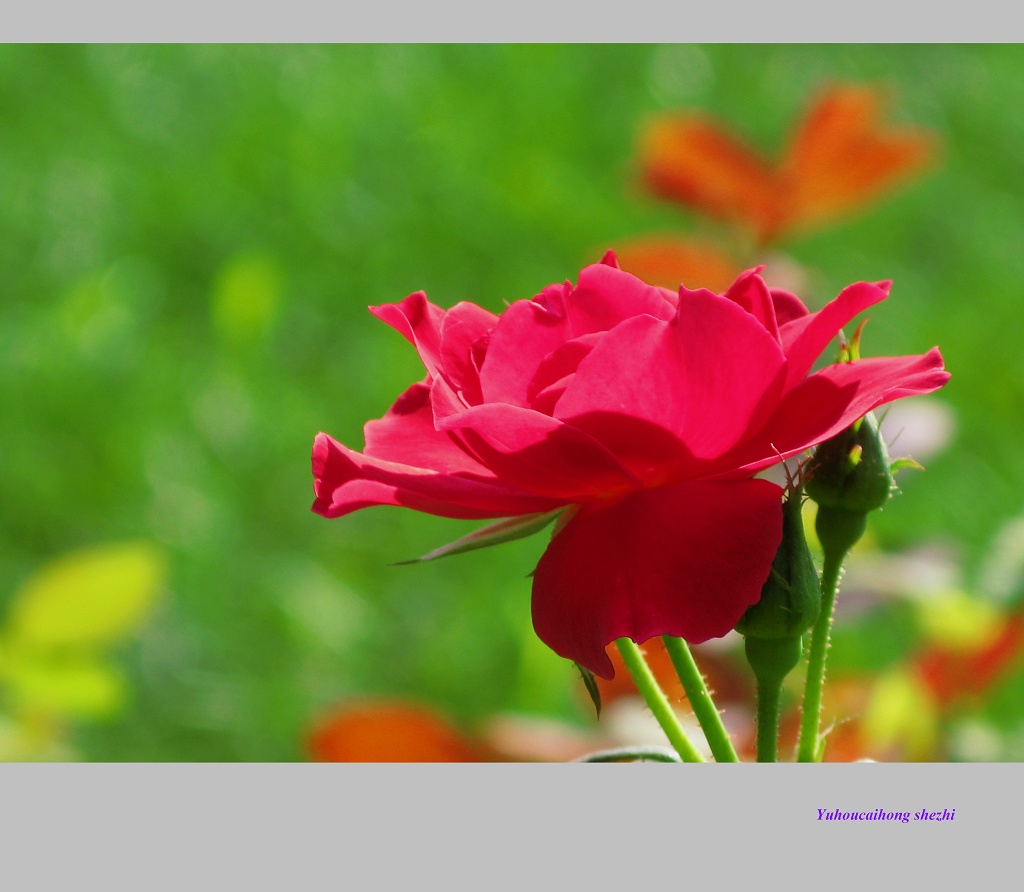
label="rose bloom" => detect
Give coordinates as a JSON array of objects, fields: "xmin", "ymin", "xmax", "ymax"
[{"xmin": 312, "ymin": 253, "xmax": 948, "ymax": 678}]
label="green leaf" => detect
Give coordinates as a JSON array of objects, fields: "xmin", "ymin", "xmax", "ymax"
[
  {"xmin": 575, "ymin": 661, "xmax": 602, "ymax": 719},
  {"xmin": 6, "ymin": 541, "xmax": 165, "ymax": 649},
  {"xmin": 573, "ymin": 745, "xmax": 680, "ymax": 763},
  {"xmin": 393, "ymin": 510, "xmax": 563, "ymax": 565},
  {"xmin": 3, "ymin": 653, "xmax": 126, "ymax": 719}
]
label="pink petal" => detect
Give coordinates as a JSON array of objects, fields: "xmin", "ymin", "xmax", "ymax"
[
  {"xmin": 555, "ymin": 290, "xmax": 786, "ymax": 465},
  {"xmin": 439, "ymin": 301, "xmax": 498, "ymax": 405},
  {"xmin": 525, "ymin": 332, "xmax": 603, "ymax": 412},
  {"xmin": 363, "ymin": 382, "xmax": 492, "ymax": 475},
  {"xmin": 434, "ymin": 402, "xmax": 641, "ymax": 500},
  {"xmin": 311, "ymin": 433, "xmax": 563, "ymax": 520},
  {"xmin": 779, "ymin": 280, "xmax": 890, "ymax": 389},
  {"xmin": 479, "ymin": 263, "xmax": 676, "ymax": 407},
  {"xmin": 721, "ymin": 347, "xmax": 950, "ymax": 477},
  {"xmin": 531, "ymin": 478, "xmax": 784, "ymax": 678},
  {"xmin": 565, "ymin": 262, "xmax": 677, "ymax": 333},
  {"xmin": 369, "ymin": 291, "xmax": 447, "ymax": 377},
  {"xmin": 478, "ymin": 292, "xmax": 576, "ymax": 406},
  {"xmin": 723, "ymin": 267, "xmax": 780, "ymax": 341}
]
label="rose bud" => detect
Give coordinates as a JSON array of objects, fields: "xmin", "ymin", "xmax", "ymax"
[{"xmin": 735, "ymin": 487, "xmax": 821, "ymax": 642}]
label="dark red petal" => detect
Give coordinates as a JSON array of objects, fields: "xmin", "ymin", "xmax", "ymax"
[
  {"xmin": 555, "ymin": 290, "xmax": 786, "ymax": 465},
  {"xmin": 369, "ymin": 292, "xmax": 447, "ymax": 376},
  {"xmin": 434, "ymin": 403, "xmax": 641, "ymax": 500},
  {"xmin": 311, "ymin": 433, "xmax": 562, "ymax": 520},
  {"xmin": 720, "ymin": 348, "xmax": 950, "ymax": 477},
  {"xmin": 723, "ymin": 267, "xmax": 780, "ymax": 342},
  {"xmin": 532, "ymin": 479, "xmax": 784, "ymax": 679},
  {"xmin": 779, "ymin": 280, "xmax": 890, "ymax": 389},
  {"xmin": 363, "ymin": 381, "xmax": 492, "ymax": 475},
  {"xmin": 770, "ymin": 288, "xmax": 809, "ymax": 325}
]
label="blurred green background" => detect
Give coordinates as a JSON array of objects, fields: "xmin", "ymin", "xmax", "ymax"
[{"xmin": 2, "ymin": 44, "xmax": 1023, "ymax": 760}]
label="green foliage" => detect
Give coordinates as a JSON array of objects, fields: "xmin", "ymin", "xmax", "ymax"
[
  {"xmin": 0, "ymin": 44, "xmax": 1021, "ymax": 759},
  {"xmin": 6, "ymin": 542, "xmax": 164, "ymax": 648},
  {"xmin": 827, "ymin": 603, "xmax": 921, "ymax": 675},
  {"xmin": 0, "ymin": 542, "xmax": 164, "ymax": 756}
]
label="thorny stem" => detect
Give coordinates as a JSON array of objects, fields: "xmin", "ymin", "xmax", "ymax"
[
  {"xmin": 614, "ymin": 638, "xmax": 704, "ymax": 763},
  {"xmin": 662, "ymin": 636, "xmax": 739, "ymax": 763}
]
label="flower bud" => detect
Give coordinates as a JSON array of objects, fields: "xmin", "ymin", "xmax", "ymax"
[
  {"xmin": 735, "ymin": 489, "xmax": 821, "ymax": 640},
  {"xmin": 805, "ymin": 411, "xmax": 894, "ymax": 514},
  {"xmin": 805, "ymin": 410, "xmax": 895, "ymax": 561}
]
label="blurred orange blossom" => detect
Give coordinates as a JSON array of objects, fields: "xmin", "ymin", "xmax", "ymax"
[{"xmin": 616, "ymin": 82, "xmax": 938, "ymax": 290}]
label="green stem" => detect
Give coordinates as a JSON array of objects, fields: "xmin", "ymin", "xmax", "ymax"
[
  {"xmin": 755, "ymin": 678, "xmax": 782, "ymax": 762},
  {"xmin": 662, "ymin": 636, "xmax": 739, "ymax": 763},
  {"xmin": 614, "ymin": 638, "xmax": 704, "ymax": 763},
  {"xmin": 795, "ymin": 550, "xmax": 845, "ymax": 762},
  {"xmin": 745, "ymin": 635, "xmax": 803, "ymax": 762}
]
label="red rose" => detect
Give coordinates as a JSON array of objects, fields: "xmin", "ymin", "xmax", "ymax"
[{"xmin": 312, "ymin": 253, "xmax": 949, "ymax": 678}]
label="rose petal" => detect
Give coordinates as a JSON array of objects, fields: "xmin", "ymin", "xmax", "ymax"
[
  {"xmin": 478, "ymin": 293, "xmax": 575, "ymax": 407},
  {"xmin": 723, "ymin": 267, "xmax": 780, "ymax": 342},
  {"xmin": 364, "ymin": 381, "xmax": 492, "ymax": 475},
  {"xmin": 532, "ymin": 478, "xmax": 784, "ymax": 678},
  {"xmin": 770, "ymin": 288, "xmax": 809, "ymax": 325},
  {"xmin": 479, "ymin": 264, "xmax": 676, "ymax": 407},
  {"xmin": 369, "ymin": 291, "xmax": 447, "ymax": 377},
  {"xmin": 439, "ymin": 301, "xmax": 498, "ymax": 404},
  {"xmin": 555, "ymin": 289, "xmax": 786, "ymax": 465},
  {"xmin": 565, "ymin": 262, "xmax": 677, "ymax": 333},
  {"xmin": 434, "ymin": 403, "xmax": 641, "ymax": 500},
  {"xmin": 779, "ymin": 280, "xmax": 891, "ymax": 389},
  {"xmin": 718, "ymin": 348, "xmax": 950, "ymax": 477},
  {"xmin": 311, "ymin": 433, "xmax": 562, "ymax": 520},
  {"xmin": 525, "ymin": 333, "xmax": 603, "ymax": 411}
]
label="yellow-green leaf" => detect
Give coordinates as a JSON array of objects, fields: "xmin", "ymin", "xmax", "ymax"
[
  {"xmin": 4, "ymin": 654, "xmax": 126, "ymax": 719},
  {"xmin": 861, "ymin": 669, "xmax": 938, "ymax": 761},
  {"xmin": 915, "ymin": 588, "xmax": 1003, "ymax": 653},
  {"xmin": 7, "ymin": 541, "xmax": 165, "ymax": 649},
  {"xmin": 0, "ymin": 715, "xmax": 78, "ymax": 762}
]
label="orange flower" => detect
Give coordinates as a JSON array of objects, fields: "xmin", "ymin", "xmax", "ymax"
[
  {"xmin": 307, "ymin": 700, "xmax": 488, "ymax": 762},
  {"xmin": 305, "ymin": 699, "xmax": 605, "ymax": 762},
  {"xmin": 638, "ymin": 83, "xmax": 937, "ymax": 248},
  {"xmin": 607, "ymin": 237, "xmax": 740, "ymax": 294}
]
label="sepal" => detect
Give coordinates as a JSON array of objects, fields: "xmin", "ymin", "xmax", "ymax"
[{"xmin": 394, "ymin": 509, "xmax": 563, "ymax": 565}]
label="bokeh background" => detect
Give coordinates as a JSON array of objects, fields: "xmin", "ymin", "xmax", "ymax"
[{"xmin": 2, "ymin": 43, "xmax": 1023, "ymax": 761}]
